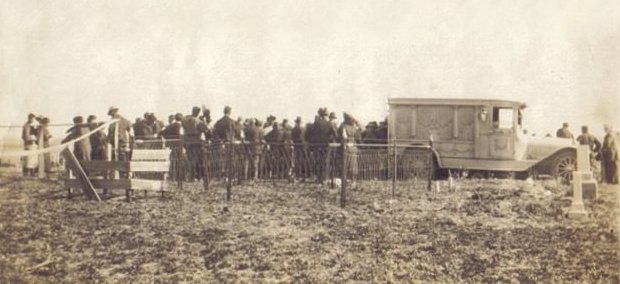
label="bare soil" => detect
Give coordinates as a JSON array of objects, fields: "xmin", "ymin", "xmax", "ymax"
[{"xmin": 0, "ymin": 171, "xmax": 618, "ymax": 283}]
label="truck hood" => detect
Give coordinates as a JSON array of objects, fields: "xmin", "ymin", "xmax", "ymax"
[{"xmin": 524, "ymin": 137, "xmax": 575, "ymax": 160}]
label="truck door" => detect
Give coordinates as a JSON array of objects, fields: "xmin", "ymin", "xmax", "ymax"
[{"xmin": 477, "ymin": 106, "xmax": 516, "ymax": 160}]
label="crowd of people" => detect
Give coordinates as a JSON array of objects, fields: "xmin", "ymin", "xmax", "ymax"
[
  {"xmin": 22, "ymin": 106, "xmax": 389, "ymax": 184},
  {"xmin": 20, "ymin": 107, "xmax": 618, "ymax": 186},
  {"xmin": 556, "ymin": 122, "xmax": 619, "ymax": 184}
]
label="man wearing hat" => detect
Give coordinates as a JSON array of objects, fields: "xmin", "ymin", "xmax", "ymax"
[
  {"xmin": 329, "ymin": 112, "xmax": 338, "ymax": 138},
  {"xmin": 21, "ymin": 113, "xmax": 37, "ymax": 176},
  {"xmin": 556, "ymin": 122, "xmax": 575, "ymax": 142},
  {"xmin": 339, "ymin": 112, "xmax": 362, "ymax": 183},
  {"xmin": 312, "ymin": 107, "xmax": 337, "ymax": 184},
  {"xmin": 107, "ymin": 106, "xmax": 132, "ymax": 162},
  {"xmin": 62, "ymin": 116, "xmax": 91, "ymax": 161},
  {"xmin": 213, "ymin": 106, "xmax": 235, "ymax": 143},
  {"xmin": 291, "ymin": 117, "xmax": 308, "ymax": 181},
  {"xmin": 162, "ymin": 113, "xmax": 185, "ymax": 182},
  {"xmin": 183, "ymin": 106, "xmax": 208, "ymax": 182},
  {"xmin": 242, "ymin": 118, "xmax": 260, "ymax": 181},
  {"xmin": 22, "ymin": 113, "xmax": 37, "ymax": 149},
  {"xmin": 87, "ymin": 115, "xmax": 108, "ymax": 161},
  {"xmin": 362, "ymin": 121, "xmax": 378, "ymax": 145},
  {"xmin": 601, "ymin": 124, "xmax": 619, "ymax": 184}
]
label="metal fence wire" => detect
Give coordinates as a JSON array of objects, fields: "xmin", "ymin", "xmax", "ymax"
[{"xmin": 128, "ymin": 138, "xmax": 433, "ymax": 206}]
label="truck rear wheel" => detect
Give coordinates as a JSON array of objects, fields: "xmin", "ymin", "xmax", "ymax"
[{"xmin": 551, "ymin": 152, "xmax": 576, "ymax": 183}]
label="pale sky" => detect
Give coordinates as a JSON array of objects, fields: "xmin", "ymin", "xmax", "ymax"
[{"xmin": 1, "ymin": 0, "xmax": 619, "ymax": 138}]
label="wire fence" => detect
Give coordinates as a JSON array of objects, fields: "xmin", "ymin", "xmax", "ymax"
[{"xmin": 129, "ymin": 138, "xmax": 433, "ymax": 207}]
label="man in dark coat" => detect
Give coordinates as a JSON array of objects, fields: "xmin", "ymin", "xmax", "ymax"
[
  {"xmin": 576, "ymin": 125, "xmax": 601, "ymax": 171},
  {"xmin": 63, "ymin": 116, "xmax": 91, "ymax": 161},
  {"xmin": 183, "ymin": 106, "xmax": 207, "ymax": 182},
  {"xmin": 133, "ymin": 118, "xmax": 146, "ymax": 139},
  {"xmin": 164, "ymin": 113, "xmax": 185, "ymax": 182},
  {"xmin": 362, "ymin": 121, "xmax": 378, "ymax": 145},
  {"xmin": 312, "ymin": 108, "xmax": 337, "ymax": 184},
  {"xmin": 601, "ymin": 125, "xmax": 619, "ymax": 184},
  {"xmin": 213, "ymin": 106, "xmax": 235, "ymax": 143},
  {"xmin": 88, "ymin": 115, "xmax": 108, "ymax": 160},
  {"xmin": 107, "ymin": 106, "xmax": 132, "ymax": 162},
  {"xmin": 21, "ymin": 113, "xmax": 37, "ymax": 176},
  {"xmin": 291, "ymin": 117, "xmax": 308, "ymax": 180},
  {"xmin": 265, "ymin": 122, "xmax": 284, "ymax": 179},
  {"xmin": 243, "ymin": 118, "xmax": 261, "ymax": 180},
  {"xmin": 556, "ymin": 122, "xmax": 575, "ymax": 142}
]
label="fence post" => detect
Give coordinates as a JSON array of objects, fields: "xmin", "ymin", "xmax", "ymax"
[
  {"xmin": 203, "ymin": 141, "xmax": 209, "ymax": 190},
  {"xmin": 392, "ymin": 140, "xmax": 397, "ymax": 198},
  {"xmin": 340, "ymin": 142, "xmax": 347, "ymax": 208},
  {"xmin": 226, "ymin": 141, "xmax": 233, "ymax": 201},
  {"xmin": 113, "ymin": 120, "xmax": 119, "ymax": 179},
  {"xmin": 178, "ymin": 138, "xmax": 184, "ymax": 190},
  {"xmin": 427, "ymin": 146, "xmax": 433, "ymax": 191},
  {"xmin": 37, "ymin": 129, "xmax": 45, "ymax": 179}
]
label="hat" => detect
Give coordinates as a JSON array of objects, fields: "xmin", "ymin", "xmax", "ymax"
[
  {"xmin": 174, "ymin": 113, "xmax": 184, "ymax": 121},
  {"xmin": 192, "ymin": 106, "xmax": 201, "ymax": 114},
  {"xmin": 294, "ymin": 116, "xmax": 302, "ymax": 123},
  {"xmin": 73, "ymin": 116, "xmax": 83, "ymax": 124},
  {"xmin": 107, "ymin": 106, "xmax": 119, "ymax": 115},
  {"xmin": 87, "ymin": 115, "xmax": 96, "ymax": 122},
  {"xmin": 224, "ymin": 106, "xmax": 231, "ymax": 114},
  {"xmin": 329, "ymin": 112, "xmax": 337, "ymax": 119}
]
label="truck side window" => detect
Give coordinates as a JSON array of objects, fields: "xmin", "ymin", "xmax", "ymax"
[{"xmin": 492, "ymin": 107, "xmax": 514, "ymax": 129}]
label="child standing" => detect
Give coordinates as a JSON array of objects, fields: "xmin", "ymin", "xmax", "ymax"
[{"xmin": 24, "ymin": 134, "xmax": 38, "ymax": 177}]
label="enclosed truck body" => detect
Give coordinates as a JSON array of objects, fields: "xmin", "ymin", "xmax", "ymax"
[{"xmin": 388, "ymin": 98, "xmax": 576, "ymax": 180}]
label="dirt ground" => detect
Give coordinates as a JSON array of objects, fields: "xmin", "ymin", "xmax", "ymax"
[{"xmin": 0, "ymin": 170, "xmax": 618, "ymax": 283}]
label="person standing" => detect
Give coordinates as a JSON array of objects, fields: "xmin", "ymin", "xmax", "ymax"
[
  {"xmin": 37, "ymin": 117, "xmax": 52, "ymax": 174},
  {"xmin": 213, "ymin": 106, "xmax": 235, "ymax": 143},
  {"xmin": 21, "ymin": 113, "xmax": 37, "ymax": 176},
  {"xmin": 24, "ymin": 134, "xmax": 38, "ymax": 177},
  {"xmin": 63, "ymin": 116, "xmax": 91, "ymax": 161},
  {"xmin": 576, "ymin": 125, "xmax": 601, "ymax": 171},
  {"xmin": 264, "ymin": 122, "xmax": 284, "ymax": 178},
  {"xmin": 556, "ymin": 122, "xmax": 575, "ymax": 142},
  {"xmin": 313, "ymin": 108, "xmax": 337, "ymax": 184},
  {"xmin": 243, "ymin": 118, "xmax": 260, "ymax": 181},
  {"xmin": 88, "ymin": 115, "xmax": 108, "ymax": 160},
  {"xmin": 291, "ymin": 117, "xmax": 308, "ymax": 181},
  {"xmin": 338, "ymin": 113, "xmax": 362, "ymax": 186},
  {"xmin": 213, "ymin": 106, "xmax": 236, "ymax": 179},
  {"xmin": 107, "ymin": 107, "xmax": 132, "ymax": 162},
  {"xmin": 183, "ymin": 106, "xmax": 207, "ymax": 182},
  {"xmin": 601, "ymin": 125, "xmax": 618, "ymax": 184}
]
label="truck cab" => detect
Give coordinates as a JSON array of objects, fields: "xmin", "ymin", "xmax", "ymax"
[{"xmin": 388, "ymin": 98, "xmax": 575, "ymax": 180}]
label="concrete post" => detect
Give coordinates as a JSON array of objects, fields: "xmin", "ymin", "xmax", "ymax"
[
  {"xmin": 576, "ymin": 145, "xmax": 598, "ymax": 200},
  {"xmin": 568, "ymin": 171, "xmax": 588, "ymax": 219},
  {"xmin": 577, "ymin": 145, "xmax": 590, "ymax": 172},
  {"xmin": 37, "ymin": 131, "xmax": 45, "ymax": 179}
]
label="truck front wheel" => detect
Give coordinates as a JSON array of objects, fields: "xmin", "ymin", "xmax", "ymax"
[{"xmin": 551, "ymin": 152, "xmax": 576, "ymax": 183}]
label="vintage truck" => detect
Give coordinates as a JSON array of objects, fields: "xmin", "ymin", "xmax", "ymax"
[{"xmin": 388, "ymin": 98, "xmax": 576, "ymax": 180}]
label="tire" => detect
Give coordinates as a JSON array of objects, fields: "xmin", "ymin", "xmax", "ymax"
[{"xmin": 551, "ymin": 151, "xmax": 576, "ymax": 183}]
